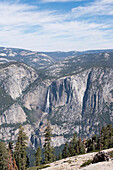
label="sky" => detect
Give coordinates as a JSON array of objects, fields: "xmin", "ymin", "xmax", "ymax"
[{"xmin": 0, "ymin": 0, "xmax": 113, "ymax": 51}]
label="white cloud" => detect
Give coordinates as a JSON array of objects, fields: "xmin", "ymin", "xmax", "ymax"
[
  {"xmin": 99, "ymin": 0, "xmax": 113, "ymax": 4},
  {"xmin": 72, "ymin": 0, "xmax": 113, "ymax": 16},
  {"xmin": 0, "ymin": 1, "xmax": 113, "ymax": 51},
  {"xmin": 0, "ymin": 3, "xmax": 60, "ymax": 26}
]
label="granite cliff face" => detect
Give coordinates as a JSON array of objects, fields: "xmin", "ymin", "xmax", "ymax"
[
  {"xmin": 0, "ymin": 63, "xmax": 38, "ymax": 99},
  {"xmin": 0, "ymin": 62, "xmax": 38, "ymax": 142},
  {"xmin": 18, "ymin": 67, "xmax": 113, "ymax": 147},
  {"xmin": 0, "ymin": 103, "xmax": 26, "ymax": 125},
  {"xmin": 0, "ymin": 61, "xmax": 113, "ymax": 149}
]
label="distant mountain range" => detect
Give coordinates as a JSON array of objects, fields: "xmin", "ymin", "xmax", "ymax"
[{"xmin": 0, "ymin": 47, "xmax": 113, "ymax": 71}]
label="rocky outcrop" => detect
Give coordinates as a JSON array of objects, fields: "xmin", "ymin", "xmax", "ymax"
[
  {"xmin": 0, "ymin": 63, "xmax": 38, "ymax": 99},
  {"xmin": 22, "ymin": 80, "xmax": 51, "ymax": 111},
  {"xmin": 92, "ymin": 151, "xmax": 110, "ymax": 163},
  {"xmin": 0, "ymin": 103, "xmax": 26, "ymax": 125}
]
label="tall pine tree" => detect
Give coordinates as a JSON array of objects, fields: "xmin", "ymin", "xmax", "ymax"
[
  {"xmin": 69, "ymin": 134, "xmax": 77, "ymax": 156},
  {"xmin": 0, "ymin": 142, "xmax": 8, "ymax": 170},
  {"xmin": 35, "ymin": 146, "xmax": 42, "ymax": 166},
  {"xmin": 14, "ymin": 126, "xmax": 28, "ymax": 170},
  {"xmin": 58, "ymin": 152, "xmax": 62, "ymax": 160},
  {"xmin": 44, "ymin": 121, "xmax": 54, "ymax": 164},
  {"xmin": 8, "ymin": 148, "xmax": 14, "ymax": 170},
  {"xmin": 62, "ymin": 142, "xmax": 70, "ymax": 158}
]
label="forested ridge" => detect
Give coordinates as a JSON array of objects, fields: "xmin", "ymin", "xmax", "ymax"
[{"xmin": 0, "ymin": 123, "xmax": 113, "ymax": 169}]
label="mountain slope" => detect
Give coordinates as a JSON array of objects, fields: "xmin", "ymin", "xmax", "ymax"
[
  {"xmin": 0, "ymin": 62, "xmax": 38, "ymax": 141},
  {"xmin": 0, "ymin": 47, "xmax": 54, "ymax": 69},
  {"xmin": 22, "ymin": 67, "xmax": 113, "ymax": 144},
  {"xmin": 0, "ymin": 48, "xmax": 113, "ymax": 150},
  {"xmin": 0, "ymin": 47, "xmax": 113, "ymax": 71},
  {"xmin": 44, "ymin": 52, "xmax": 113, "ymax": 78},
  {"xmin": 0, "ymin": 64, "xmax": 113, "ymax": 148}
]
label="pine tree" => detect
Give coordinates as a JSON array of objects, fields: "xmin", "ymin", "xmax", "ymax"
[
  {"xmin": 92, "ymin": 135, "xmax": 97, "ymax": 151},
  {"xmin": 44, "ymin": 121, "xmax": 54, "ymax": 164},
  {"xmin": 58, "ymin": 152, "xmax": 62, "ymax": 160},
  {"xmin": 8, "ymin": 142, "xmax": 18, "ymax": 170},
  {"xmin": 98, "ymin": 126, "xmax": 104, "ymax": 149},
  {"xmin": 69, "ymin": 134, "xmax": 77, "ymax": 156},
  {"xmin": 8, "ymin": 148, "xmax": 14, "ymax": 170},
  {"xmin": 0, "ymin": 141, "xmax": 8, "ymax": 170},
  {"xmin": 8, "ymin": 142, "xmax": 14, "ymax": 170},
  {"xmin": 13, "ymin": 158, "xmax": 18, "ymax": 170},
  {"xmin": 106, "ymin": 124, "xmax": 113, "ymax": 148},
  {"xmin": 53, "ymin": 151, "xmax": 57, "ymax": 162},
  {"xmin": 26, "ymin": 156, "xmax": 30, "ymax": 168},
  {"xmin": 9, "ymin": 142, "xmax": 13, "ymax": 155},
  {"xmin": 79, "ymin": 142, "xmax": 85, "ymax": 154},
  {"xmin": 76, "ymin": 137, "xmax": 81, "ymax": 154},
  {"xmin": 35, "ymin": 146, "xmax": 42, "ymax": 166},
  {"xmin": 62, "ymin": 142, "xmax": 70, "ymax": 158},
  {"xmin": 14, "ymin": 126, "xmax": 28, "ymax": 170}
]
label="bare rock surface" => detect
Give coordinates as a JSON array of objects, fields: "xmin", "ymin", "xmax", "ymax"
[
  {"xmin": 0, "ymin": 63, "xmax": 38, "ymax": 99},
  {"xmin": 0, "ymin": 103, "xmax": 26, "ymax": 125},
  {"xmin": 42, "ymin": 148, "xmax": 113, "ymax": 170},
  {"xmin": 81, "ymin": 160, "xmax": 113, "ymax": 170}
]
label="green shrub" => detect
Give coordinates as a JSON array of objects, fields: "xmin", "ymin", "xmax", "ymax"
[
  {"xmin": 109, "ymin": 151, "xmax": 113, "ymax": 158},
  {"xmin": 28, "ymin": 164, "xmax": 50, "ymax": 170},
  {"xmin": 80, "ymin": 159, "xmax": 92, "ymax": 167}
]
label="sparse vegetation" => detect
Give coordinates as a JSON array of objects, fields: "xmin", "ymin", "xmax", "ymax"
[
  {"xmin": 35, "ymin": 146, "xmax": 42, "ymax": 166},
  {"xmin": 109, "ymin": 150, "xmax": 113, "ymax": 158},
  {"xmin": 80, "ymin": 159, "xmax": 92, "ymax": 167},
  {"xmin": 27, "ymin": 164, "xmax": 50, "ymax": 170}
]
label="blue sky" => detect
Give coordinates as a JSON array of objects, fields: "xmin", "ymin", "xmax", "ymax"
[{"xmin": 0, "ymin": 0, "xmax": 113, "ymax": 51}]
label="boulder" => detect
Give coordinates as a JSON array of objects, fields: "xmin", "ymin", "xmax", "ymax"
[{"xmin": 92, "ymin": 151, "xmax": 110, "ymax": 163}]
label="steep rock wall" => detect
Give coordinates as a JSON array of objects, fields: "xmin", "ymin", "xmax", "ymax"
[
  {"xmin": 0, "ymin": 67, "xmax": 113, "ymax": 148},
  {"xmin": 0, "ymin": 63, "xmax": 38, "ymax": 99}
]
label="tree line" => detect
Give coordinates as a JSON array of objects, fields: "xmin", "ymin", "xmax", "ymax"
[
  {"xmin": 0, "ymin": 123, "xmax": 113, "ymax": 169},
  {"xmin": 0, "ymin": 126, "xmax": 28, "ymax": 170},
  {"xmin": 61, "ymin": 124, "xmax": 113, "ymax": 159},
  {"xmin": 0, "ymin": 122, "xmax": 55, "ymax": 169}
]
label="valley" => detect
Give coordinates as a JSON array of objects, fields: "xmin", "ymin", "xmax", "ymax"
[{"xmin": 0, "ymin": 47, "xmax": 113, "ymax": 150}]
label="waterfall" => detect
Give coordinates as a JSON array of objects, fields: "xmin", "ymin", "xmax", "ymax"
[
  {"xmin": 31, "ymin": 135, "xmax": 36, "ymax": 149},
  {"xmin": 45, "ymin": 89, "xmax": 50, "ymax": 113},
  {"xmin": 33, "ymin": 136, "xmax": 35, "ymax": 148}
]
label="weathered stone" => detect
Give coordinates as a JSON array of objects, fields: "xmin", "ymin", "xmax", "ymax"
[
  {"xmin": 92, "ymin": 151, "xmax": 110, "ymax": 163},
  {"xmin": 0, "ymin": 103, "xmax": 26, "ymax": 125},
  {"xmin": 0, "ymin": 63, "xmax": 38, "ymax": 99}
]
